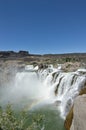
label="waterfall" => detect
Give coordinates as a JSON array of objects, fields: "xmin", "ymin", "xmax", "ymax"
[
  {"xmin": 41, "ymin": 67, "xmax": 86, "ymax": 119},
  {"xmin": 16, "ymin": 65, "xmax": 86, "ymax": 118},
  {"xmin": 2, "ymin": 65, "xmax": 86, "ymax": 119}
]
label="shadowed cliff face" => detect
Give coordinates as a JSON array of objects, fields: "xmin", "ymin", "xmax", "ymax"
[{"xmin": 64, "ymin": 107, "xmax": 73, "ymax": 130}]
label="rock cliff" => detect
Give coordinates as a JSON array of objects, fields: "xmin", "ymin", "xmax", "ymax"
[
  {"xmin": 65, "ymin": 91, "xmax": 86, "ymax": 130},
  {"xmin": 70, "ymin": 95, "xmax": 86, "ymax": 130}
]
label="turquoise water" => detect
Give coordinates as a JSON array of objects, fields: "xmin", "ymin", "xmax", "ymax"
[{"xmin": 25, "ymin": 104, "xmax": 66, "ymax": 130}]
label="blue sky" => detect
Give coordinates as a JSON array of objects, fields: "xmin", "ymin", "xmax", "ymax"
[{"xmin": 0, "ymin": 0, "xmax": 86, "ymax": 54}]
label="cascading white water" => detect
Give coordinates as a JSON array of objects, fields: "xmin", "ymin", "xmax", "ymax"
[
  {"xmin": 40, "ymin": 67, "xmax": 86, "ymax": 119},
  {"xmin": 2, "ymin": 64, "xmax": 86, "ymax": 120}
]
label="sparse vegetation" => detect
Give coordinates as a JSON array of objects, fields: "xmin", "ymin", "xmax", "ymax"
[{"xmin": 0, "ymin": 104, "xmax": 45, "ymax": 130}]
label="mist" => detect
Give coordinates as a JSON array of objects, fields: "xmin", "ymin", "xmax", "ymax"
[{"xmin": 0, "ymin": 70, "xmax": 51, "ymax": 109}]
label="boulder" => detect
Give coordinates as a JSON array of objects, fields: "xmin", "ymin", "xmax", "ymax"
[
  {"xmin": 70, "ymin": 95, "xmax": 86, "ymax": 130},
  {"xmin": 39, "ymin": 63, "xmax": 48, "ymax": 69},
  {"xmin": 65, "ymin": 94, "xmax": 86, "ymax": 130}
]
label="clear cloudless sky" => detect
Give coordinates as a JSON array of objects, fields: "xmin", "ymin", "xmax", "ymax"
[{"xmin": 0, "ymin": 0, "xmax": 86, "ymax": 54}]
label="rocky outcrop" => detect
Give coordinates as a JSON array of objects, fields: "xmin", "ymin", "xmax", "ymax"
[
  {"xmin": 0, "ymin": 51, "xmax": 29, "ymax": 58},
  {"xmin": 65, "ymin": 90, "xmax": 86, "ymax": 130},
  {"xmin": 38, "ymin": 63, "xmax": 48, "ymax": 69},
  {"xmin": 0, "ymin": 51, "xmax": 14, "ymax": 58},
  {"xmin": 18, "ymin": 50, "xmax": 29, "ymax": 56},
  {"xmin": 79, "ymin": 87, "xmax": 86, "ymax": 95},
  {"xmin": 70, "ymin": 95, "xmax": 86, "ymax": 130},
  {"xmin": 62, "ymin": 62, "xmax": 81, "ymax": 72}
]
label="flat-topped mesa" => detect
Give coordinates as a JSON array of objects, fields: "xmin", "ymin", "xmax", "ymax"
[
  {"xmin": 0, "ymin": 50, "xmax": 29, "ymax": 58},
  {"xmin": 18, "ymin": 50, "xmax": 29, "ymax": 56}
]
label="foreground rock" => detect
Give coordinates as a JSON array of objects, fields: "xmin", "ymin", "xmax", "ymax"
[{"xmin": 70, "ymin": 95, "xmax": 86, "ymax": 130}]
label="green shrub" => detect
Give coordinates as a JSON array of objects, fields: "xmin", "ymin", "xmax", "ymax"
[{"xmin": 0, "ymin": 104, "xmax": 45, "ymax": 130}]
